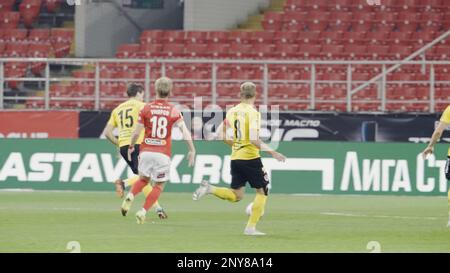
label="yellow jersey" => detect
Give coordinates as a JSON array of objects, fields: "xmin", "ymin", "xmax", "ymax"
[
  {"xmin": 107, "ymin": 98, "xmax": 145, "ymax": 147},
  {"xmin": 225, "ymin": 102, "xmax": 261, "ymax": 160},
  {"xmin": 440, "ymin": 106, "xmax": 450, "ymax": 124}
]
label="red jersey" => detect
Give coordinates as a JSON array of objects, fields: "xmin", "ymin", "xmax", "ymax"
[{"xmin": 138, "ymin": 99, "xmax": 183, "ymax": 157}]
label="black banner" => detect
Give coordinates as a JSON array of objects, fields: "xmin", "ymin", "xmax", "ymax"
[
  {"xmin": 265, "ymin": 112, "xmax": 450, "ymax": 143},
  {"xmin": 79, "ymin": 111, "xmax": 450, "ymax": 143}
]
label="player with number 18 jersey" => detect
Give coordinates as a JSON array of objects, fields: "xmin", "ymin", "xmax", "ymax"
[{"xmin": 138, "ymin": 100, "xmax": 183, "ymax": 158}]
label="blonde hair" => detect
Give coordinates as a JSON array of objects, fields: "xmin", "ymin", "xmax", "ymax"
[
  {"xmin": 155, "ymin": 77, "xmax": 173, "ymax": 98},
  {"xmin": 240, "ymin": 82, "xmax": 256, "ymax": 99}
]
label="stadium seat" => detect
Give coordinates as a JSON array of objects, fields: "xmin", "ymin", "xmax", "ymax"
[
  {"xmin": 138, "ymin": 43, "xmax": 163, "ymax": 58},
  {"xmin": 207, "ymin": 31, "xmax": 228, "ymax": 43},
  {"xmin": 45, "ymin": 0, "xmax": 61, "ymax": 13},
  {"xmin": 1, "ymin": 29, "xmax": 28, "ymax": 42},
  {"xmin": 140, "ymin": 30, "xmax": 164, "ymax": 44},
  {"xmin": 250, "ymin": 31, "xmax": 274, "ymax": 44},
  {"xmin": 19, "ymin": 0, "xmax": 42, "ymax": 28},
  {"xmin": 207, "ymin": 44, "xmax": 229, "ymax": 58},
  {"xmin": 29, "ymin": 28, "xmax": 51, "ymax": 43},
  {"xmin": 116, "ymin": 44, "xmax": 140, "ymax": 58},
  {"xmin": 185, "ymin": 31, "xmax": 207, "ymax": 43},
  {"xmin": 4, "ymin": 42, "xmax": 28, "ymax": 57},
  {"xmin": 163, "ymin": 31, "xmax": 186, "ymax": 43},
  {"xmin": 185, "ymin": 44, "xmax": 208, "ymax": 58},
  {"xmin": 273, "ymin": 31, "xmax": 298, "ymax": 44},
  {"xmin": 0, "ymin": 0, "xmax": 15, "ymax": 11},
  {"xmin": 0, "ymin": 11, "xmax": 20, "ymax": 28},
  {"xmin": 28, "ymin": 43, "xmax": 51, "ymax": 75},
  {"xmin": 51, "ymin": 28, "xmax": 74, "ymax": 57},
  {"xmin": 162, "ymin": 44, "xmax": 185, "ymax": 58},
  {"xmin": 4, "ymin": 62, "xmax": 27, "ymax": 89}
]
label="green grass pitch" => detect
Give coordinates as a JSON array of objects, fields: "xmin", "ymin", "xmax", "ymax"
[{"xmin": 0, "ymin": 191, "xmax": 449, "ymax": 253}]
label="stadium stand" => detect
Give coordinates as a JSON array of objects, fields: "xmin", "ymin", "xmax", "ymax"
[{"xmin": 3, "ymin": 0, "xmax": 449, "ymax": 112}]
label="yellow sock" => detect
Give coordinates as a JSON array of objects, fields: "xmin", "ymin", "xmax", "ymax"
[
  {"xmin": 142, "ymin": 184, "xmax": 161, "ymax": 209},
  {"xmin": 246, "ymin": 194, "xmax": 267, "ymax": 229},
  {"xmin": 124, "ymin": 175, "xmax": 139, "ymax": 187},
  {"xmin": 211, "ymin": 186, "xmax": 237, "ymax": 202}
]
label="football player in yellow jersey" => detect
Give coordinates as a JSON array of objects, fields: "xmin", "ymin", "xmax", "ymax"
[
  {"xmin": 193, "ymin": 82, "xmax": 286, "ymax": 235},
  {"xmin": 102, "ymin": 83, "xmax": 167, "ymax": 219},
  {"xmin": 421, "ymin": 105, "xmax": 450, "ymax": 227}
]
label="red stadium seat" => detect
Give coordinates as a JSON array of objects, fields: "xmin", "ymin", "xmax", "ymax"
[
  {"xmin": 299, "ymin": 44, "xmax": 321, "ymax": 58},
  {"xmin": 51, "ymin": 28, "xmax": 74, "ymax": 57},
  {"xmin": 274, "ymin": 44, "xmax": 299, "ymax": 58},
  {"xmin": 4, "ymin": 42, "xmax": 28, "ymax": 57},
  {"xmin": 0, "ymin": 11, "xmax": 20, "ymax": 28},
  {"xmin": 50, "ymin": 84, "xmax": 72, "ymax": 97},
  {"xmin": 116, "ymin": 44, "xmax": 140, "ymax": 58},
  {"xmin": 228, "ymin": 31, "xmax": 251, "ymax": 44},
  {"xmin": 162, "ymin": 44, "xmax": 185, "ymax": 57},
  {"xmin": 185, "ymin": 44, "xmax": 208, "ymax": 58},
  {"xmin": 28, "ymin": 43, "xmax": 51, "ymax": 75},
  {"xmin": 19, "ymin": 0, "xmax": 42, "ymax": 28},
  {"xmin": 4, "ymin": 61, "xmax": 27, "ymax": 89},
  {"xmin": 229, "ymin": 43, "xmax": 252, "ymax": 58},
  {"xmin": 1, "ymin": 29, "xmax": 28, "ymax": 42},
  {"xmin": 140, "ymin": 30, "xmax": 164, "ymax": 44},
  {"xmin": 342, "ymin": 31, "xmax": 367, "ymax": 44},
  {"xmin": 51, "ymin": 28, "xmax": 74, "ymax": 43},
  {"xmin": 344, "ymin": 44, "xmax": 367, "ymax": 58},
  {"xmin": 45, "ymin": 0, "xmax": 60, "ymax": 13},
  {"xmin": 29, "ymin": 28, "xmax": 51, "ymax": 43},
  {"xmin": 366, "ymin": 31, "xmax": 391, "ymax": 43},
  {"xmin": 207, "ymin": 31, "xmax": 228, "ymax": 43},
  {"xmin": 389, "ymin": 31, "xmax": 413, "ymax": 44},
  {"xmin": 389, "ymin": 45, "xmax": 413, "ymax": 59},
  {"xmin": 185, "ymin": 31, "xmax": 207, "ymax": 43},
  {"xmin": 367, "ymin": 44, "xmax": 390, "ymax": 59},
  {"xmin": 273, "ymin": 31, "xmax": 298, "ymax": 44},
  {"xmin": 321, "ymin": 44, "xmax": 344, "ymax": 59},
  {"xmin": 163, "ymin": 31, "xmax": 185, "ymax": 43},
  {"xmin": 250, "ymin": 31, "xmax": 274, "ymax": 44},
  {"xmin": 207, "ymin": 44, "xmax": 229, "ymax": 58},
  {"xmin": 0, "ymin": 0, "xmax": 15, "ymax": 11}
]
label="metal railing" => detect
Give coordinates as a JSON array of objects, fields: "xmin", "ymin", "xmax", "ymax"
[{"xmin": 0, "ymin": 58, "xmax": 449, "ymax": 112}]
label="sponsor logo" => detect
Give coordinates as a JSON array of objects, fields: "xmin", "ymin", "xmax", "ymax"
[
  {"xmin": 0, "ymin": 151, "xmax": 447, "ymax": 195},
  {"xmin": 144, "ymin": 138, "xmax": 166, "ymax": 146}
]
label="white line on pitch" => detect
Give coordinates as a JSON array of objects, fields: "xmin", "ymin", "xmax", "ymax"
[{"xmin": 320, "ymin": 212, "xmax": 440, "ymax": 220}]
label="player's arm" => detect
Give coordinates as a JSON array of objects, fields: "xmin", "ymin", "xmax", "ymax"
[
  {"xmin": 250, "ymin": 131, "xmax": 286, "ymax": 162},
  {"xmin": 127, "ymin": 123, "xmax": 144, "ymax": 161},
  {"xmin": 422, "ymin": 121, "xmax": 449, "ymax": 158},
  {"xmin": 176, "ymin": 119, "xmax": 196, "ymax": 167},
  {"xmin": 216, "ymin": 120, "xmax": 233, "ymax": 147},
  {"xmin": 103, "ymin": 110, "xmax": 118, "ymax": 146},
  {"xmin": 102, "ymin": 123, "xmax": 118, "ymax": 146},
  {"xmin": 249, "ymin": 113, "xmax": 286, "ymax": 162}
]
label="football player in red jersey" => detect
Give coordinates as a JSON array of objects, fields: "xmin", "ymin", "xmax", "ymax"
[{"xmin": 120, "ymin": 77, "xmax": 196, "ymax": 224}]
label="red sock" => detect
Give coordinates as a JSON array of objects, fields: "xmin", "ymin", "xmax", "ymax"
[
  {"xmin": 130, "ymin": 178, "xmax": 148, "ymax": 196},
  {"xmin": 143, "ymin": 185, "xmax": 162, "ymax": 211}
]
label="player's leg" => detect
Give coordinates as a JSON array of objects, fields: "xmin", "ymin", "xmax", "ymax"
[
  {"xmin": 136, "ymin": 182, "xmax": 166, "ymax": 224},
  {"xmin": 121, "ymin": 151, "xmax": 152, "ymax": 216},
  {"xmin": 135, "ymin": 152, "xmax": 170, "ymax": 224},
  {"xmin": 121, "ymin": 175, "xmax": 150, "ymax": 216},
  {"xmin": 445, "ymin": 148, "xmax": 450, "ymax": 227},
  {"xmin": 243, "ymin": 158, "xmax": 270, "ymax": 236},
  {"xmin": 193, "ymin": 160, "xmax": 245, "ymax": 202},
  {"xmin": 244, "ymin": 188, "xmax": 268, "ymax": 236},
  {"xmin": 116, "ymin": 145, "xmax": 141, "ymax": 198}
]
